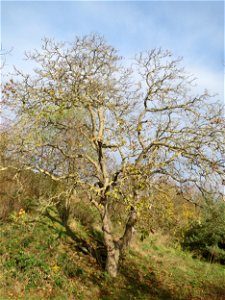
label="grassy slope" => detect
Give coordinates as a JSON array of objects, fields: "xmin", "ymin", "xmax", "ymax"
[{"xmin": 0, "ymin": 212, "xmax": 224, "ymax": 300}]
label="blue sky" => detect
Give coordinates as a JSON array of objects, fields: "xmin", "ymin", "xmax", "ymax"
[{"xmin": 1, "ymin": 1, "xmax": 224, "ymax": 98}]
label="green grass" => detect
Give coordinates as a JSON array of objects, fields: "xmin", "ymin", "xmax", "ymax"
[{"xmin": 0, "ymin": 211, "xmax": 224, "ymax": 300}]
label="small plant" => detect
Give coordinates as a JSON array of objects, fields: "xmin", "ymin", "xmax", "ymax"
[{"xmin": 53, "ymin": 274, "xmax": 66, "ymax": 287}]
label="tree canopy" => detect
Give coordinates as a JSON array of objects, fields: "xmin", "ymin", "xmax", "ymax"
[{"xmin": 1, "ymin": 34, "xmax": 224, "ymax": 277}]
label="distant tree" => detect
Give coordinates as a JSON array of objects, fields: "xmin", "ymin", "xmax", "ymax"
[{"xmin": 1, "ymin": 34, "xmax": 224, "ymax": 277}]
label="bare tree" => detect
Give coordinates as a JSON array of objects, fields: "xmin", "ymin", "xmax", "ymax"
[{"xmin": 1, "ymin": 35, "xmax": 224, "ymax": 277}]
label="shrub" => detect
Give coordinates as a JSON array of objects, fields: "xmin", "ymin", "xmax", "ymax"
[{"xmin": 182, "ymin": 201, "xmax": 225, "ymax": 264}]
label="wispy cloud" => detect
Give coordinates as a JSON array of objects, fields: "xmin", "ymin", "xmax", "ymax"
[{"xmin": 187, "ymin": 65, "xmax": 224, "ymax": 98}]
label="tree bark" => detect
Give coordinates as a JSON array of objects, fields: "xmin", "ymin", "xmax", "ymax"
[
  {"xmin": 102, "ymin": 205, "xmax": 138, "ymax": 277},
  {"xmin": 105, "ymin": 244, "xmax": 120, "ymax": 278},
  {"xmin": 101, "ymin": 204, "xmax": 120, "ymax": 277},
  {"xmin": 119, "ymin": 206, "xmax": 137, "ymax": 252}
]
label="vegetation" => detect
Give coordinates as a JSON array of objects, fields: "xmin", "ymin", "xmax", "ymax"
[
  {"xmin": 182, "ymin": 201, "xmax": 225, "ymax": 264},
  {"xmin": 0, "ymin": 33, "xmax": 224, "ymax": 298},
  {"xmin": 0, "ymin": 205, "xmax": 225, "ymax": 300}
]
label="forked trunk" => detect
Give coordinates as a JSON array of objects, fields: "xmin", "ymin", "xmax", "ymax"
[{"xmin": 102, "ymin": 205, "xmax": 138, "ymax": 278}]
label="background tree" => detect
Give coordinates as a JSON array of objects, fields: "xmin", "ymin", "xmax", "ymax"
[{"xmin": 1, "ymin": 34, "xmax": 224, "ymax": 277}]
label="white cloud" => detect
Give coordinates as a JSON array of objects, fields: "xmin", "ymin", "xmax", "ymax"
[{"xmin": 187, "ymin": 65, "xmax": 224, "ymax": 101}]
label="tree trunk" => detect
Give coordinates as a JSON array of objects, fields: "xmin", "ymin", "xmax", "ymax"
[
  {"xmin": 102, "ymin": 205, "xmax": 138, "ymax": 277},
  {"xmin": 105, "ymin": 244, "xmax": 120, "ymax": 278},
  {"xmin": 101, "ymin": 204, "xmax": 120, "ymax": 277},
  {"xmin": 120, "ymin": 206, "xmax": 137, "ymax": 252}
]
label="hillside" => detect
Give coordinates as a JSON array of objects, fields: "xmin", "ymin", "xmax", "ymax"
[{"xmin": 0, "ymin": 210, "xmax": 224, "ymax": 300}]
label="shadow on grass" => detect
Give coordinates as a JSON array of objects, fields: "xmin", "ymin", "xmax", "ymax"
[
  {"xmin": 44, "ymin": 210, "xmax": 180, "ymax": 299},
  {"xmin": 96, "ymin": 258, "xmax": 182, "ymax": 300},
  {"xmin": 44, "ymin": 208, "xmax": 107, "ymax": 268},
  {"xmin": 204, "ymin": 283, "xmax": 225, "ymax": 300},
  {"xmin": 37, "ymin": 211, "xmax": 224, "ymax": 300},
  {"xmin": 101, "ymin": 259, "xmax": 225, "ymax": 300}
]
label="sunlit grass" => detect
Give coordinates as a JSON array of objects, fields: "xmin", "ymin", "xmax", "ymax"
[{"xmin": 0, "ymin": 213, "xmax": 224, "ymax": 300}]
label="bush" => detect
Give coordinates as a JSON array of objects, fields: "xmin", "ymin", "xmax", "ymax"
[{"xmin": 182, "ymin": 201, "xmax": 225, "ymax": 264}]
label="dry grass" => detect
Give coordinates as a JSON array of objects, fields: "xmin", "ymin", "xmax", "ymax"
[{"xmin": 0, "ymin": 212, "xmax": 224, "ymax": 300}]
